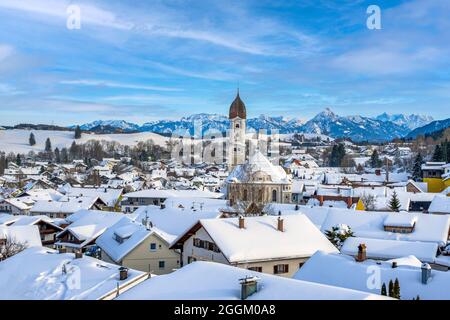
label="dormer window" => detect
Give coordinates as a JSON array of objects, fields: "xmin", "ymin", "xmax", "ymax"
[{"xmin": 114, "ymin": 232, "xmax": 130, "ymax": 244}]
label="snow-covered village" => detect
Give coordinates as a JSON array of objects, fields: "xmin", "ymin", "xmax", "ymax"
[{"xmin": 0, "ymin": 0, "xmax": 449, "ymax": 311}]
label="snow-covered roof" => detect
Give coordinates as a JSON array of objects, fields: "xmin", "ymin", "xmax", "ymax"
[
  {"xmin": 61, "ymin": 186, "xmax": 123, "ymax": 207},
  {"xmin": 294, "ymin": 251, "xmax": 450, "ymax": 300},
  {"xmin": 57, "ymin": 211, "xmax": 124, "ymax": 248},
  {"xmin": 96, "ymin": 217, "xmax": 173, "ymax": 262},
  {"xmin": 0, "ymin": 247, "xmax": 145, "ymax": 300},
  {"xmin": 123, "ymin": 189, "xmax": 223, "ymax": 200},
  {"xmin": 428, "ymin": 195, "xmax": 450, "ymax": 214},
  {"xmin": 227, "ymin": 150, "xmax": 290, "ymax": 184},
  {"xmin": 197, "ymin": 215, "xmax": 338, "ymax": 263},
  {"xmin": 30, "ymin": 196, "xmax": 99, "ymax": 214},
  {"xmin": 116, "ymin": 261, "xmax": 388, "ymax": 300},
  {"xmin": 0, "ymin": 225, "xmax": 42, "ymax": 247},
  {"xmin": 134, "ymin": 201, "xmax": 224, "ymax": 246},
  {"xmin": 318, "ymin": 208, "xmax": 450, "ymax": 245},
  {"xmin": 341, "ymin": 237, "xmax": 438, "ymax": 263}
]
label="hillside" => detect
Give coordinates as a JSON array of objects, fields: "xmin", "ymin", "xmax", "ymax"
[{"xmin": 0, "ymin": 129, "xmax": 169, "ymax": 154}]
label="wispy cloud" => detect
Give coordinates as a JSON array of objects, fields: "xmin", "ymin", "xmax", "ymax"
[
  {"xmin": 60, "ymin": 79, "xmax": 182, "ymax": 92},
  {"xmin": 0, "ymin": 44, "xmax": 14, "ymax": 62}
]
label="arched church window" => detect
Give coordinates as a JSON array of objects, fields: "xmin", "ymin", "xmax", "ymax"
[{"xmin": 272, "ymin": 189, "xmax": 277, "ymax": 202}]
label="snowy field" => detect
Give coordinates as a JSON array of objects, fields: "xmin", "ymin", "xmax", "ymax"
[{"xmin": 0, "ymin": 129, "xmax": 170, "ymax": 154}]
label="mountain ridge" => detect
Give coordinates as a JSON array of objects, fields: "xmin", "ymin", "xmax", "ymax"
[{"xmin": 72, "ymin": 110, "xmax": 436, "ymax": 142}]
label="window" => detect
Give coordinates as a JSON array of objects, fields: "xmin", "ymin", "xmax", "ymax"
[
  {"xmin": 272, "ymin": 189, "xmax": 277, "ymax": 202},
  {"xmin": 248, "ymin": 266, "xmax": 262, "ymax": 272},
  {"xmin": 236, "ymin": 124, "xmax": 240, "ymax": 128},
  {"xmin": 298, "ymin": 262, "xmax": 305, "ymax": 269},
  {"xmin": 159, "ymin": 261, "xmax": 165, "ymax": 269},
  {"xmin": 243, "ymin": 189, "xmax": 248, "ymax": 201},
  {"xmin": 193, "ymin": 238, "xmax": 220, "ymax": 253},
  {"xmin": 150, "ymin": 243, "xmax": 157, "ymax": 251},
  {"xmin": 273, "ymin": 264, "xmax": 289, "ymax": 274}
]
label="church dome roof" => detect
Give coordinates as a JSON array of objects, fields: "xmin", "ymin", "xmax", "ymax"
[{"xmin": 229, "ymin": 92, "xmax": 246, "ymax": 119}]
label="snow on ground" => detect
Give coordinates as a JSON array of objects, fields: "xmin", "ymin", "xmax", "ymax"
[
  {"xmin": 116, "ymin": 261, "xmax": 388, "ymax": 300},
  {"xmin": 0, "ymin": 129, "xmax": 169, "ymax": 154},
  {"xmin": 0, "ymin": 247, "xmax": 145, "ymax": 300}
]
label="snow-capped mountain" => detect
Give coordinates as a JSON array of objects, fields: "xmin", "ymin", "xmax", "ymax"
[
  {"xmin": 376, "ymin": 113, "xmax": 434, "ymax": 130},
  {"xmin": 406, "ymin": 118, "xmax": 450, "ymax": 139},
  {"xmin": 74, "ymin": 109, "xmax": 428, "ymax": 142},
  {"xmin": 301, "ymin": 108, "xmax": 411, "ymax": 142},
  {"xmin": 75, "ymin": 120, "xmax": 140, "ymax": 132}
]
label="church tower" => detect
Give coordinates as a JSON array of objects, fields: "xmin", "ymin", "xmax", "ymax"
[{"xmin": 229, "ymin": 89, "xmax": 247, "ymax": 168}]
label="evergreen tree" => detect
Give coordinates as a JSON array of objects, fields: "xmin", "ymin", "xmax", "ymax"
[
  {"xmin": 61, "ymin": 148, "xmax": 69, "ymax": 163},
  {"xmin": 329, "ymin": 144, "xmax": 346, "ymax": 167},
  {"xmin": 412, "ymin": 153, "xmax": 423, "ymax": 181},
  {"xmin": 389, "ymin": 190, "xmax": 401, "ymax": 212},
  {"xmin": 432, "ymin": 144, "xmax": 443, "ymax": 162},
  {"xmin": 381, "ymin": 283, "xmax": 387, "ymax": 296},
  {"xmin": 54, "ymin": 148, "xmax": 61, "ymax": 163},
  {"xmin": 388, "ymin": 280, "xmax": 394, "ymax": 298},
  {"xmin": 74, "ymin": 125, "xmax": 82, "ymax": 139},
  {"xmin": 16, "ymin": 153, "xmax": 21, "ymax": 166},
  {"xmin": 393, "ymin": 278, "xmax": 401, "ymax": 299},
  {"xmin": 29, "ymin": 133, "xmax": 36, "ymax": 146},
  {"xmin": 45, "ymin": 138, "xmax": 52, "ymax": 152},
  {"xmin": 0, "ymin": 154, "xmax": 6, "ymax": 175},
  {"xmin": 370, "ymin": 149, "xmax": 382, "ymax": 168}
]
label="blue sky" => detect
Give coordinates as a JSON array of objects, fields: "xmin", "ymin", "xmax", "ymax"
[{"xmin": 0, "ymin": 0, "xmax": 449, "ymax": 125}]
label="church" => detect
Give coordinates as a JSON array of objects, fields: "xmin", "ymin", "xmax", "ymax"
[{"xmin": 226, "ymin": 91, "xmax": 292, "ymax": 208}]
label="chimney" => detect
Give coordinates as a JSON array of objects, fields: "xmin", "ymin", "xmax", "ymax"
[
  {"xmin": 421, "ymin": 263, "xmax": 431, "ymax": 284},
  {"xmin": 74, "ymin": 251, "xmax": 83, "ymax": 259},
  {"xmin": 238, "ymin": 215, "xmax": 245, "ymax": 229},
  {"xmin": 277, "ymin": 217, "xmax": 284, "ymax": 232},
  {"xmin": 239, "ymin": 276, "xmax": 259, "ymax": 300},
  {"xmin": 119, "ymin": 267, "xmax": 129, "ymax": 281},
  {"xmin": 355, "ymin": 243, "xmax": 367, "ymax": 262},
  {"xmin": 391, "ymin": 261, "xmax": 397, "ymax": 268}
]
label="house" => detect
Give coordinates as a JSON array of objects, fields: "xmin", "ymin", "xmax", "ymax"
[
  {"xmin": 422, "ymin": 162, "xmax": 448, "ymax": 193},
  {"xmin": 304, "ymin": 207, "xmax": 450, "ymax": 246},
  {"xmin": 0, "ymin": 247, "xmax": 147, "ymax": 300},
  {"xmin": 172, "ymin": 215, "xmax": 338, "ymax": 277},
  {"xmin": 340, "ymin": 237, "xmax": 442, "ymax": 267},
  {"xmin": 0, "ymin": 214, "xmax": 63, "ymax": 246},
  {"xmin": 59, "ymin": 185, "xmax": 124, "ymax": 211},
  {"xmin": 55, "ymin": 211, "xmax": 123, "ymax": 253},
  {"xmin": 0, "ymin": 225, "xmax": 42, "ymax": 257},
  {"xmin": 120, "ymin": 189, "xmax": 223, "ymax": 213},
  {"xmin": 30, "ymin": 196, "xmax": 103, "ymax": 218},
  {"xmin": 294, "ymin": 251, "xmax": 450, "ymax": 300},
  {"xmin": 428, "ymin": 195, "xmax": 450, "ymax": 215},
  {"xmin": 96, "ymin": 216, "xmax": 181, "ymax": 274},
  {"xmin": 0, "ymin": 198, "xmax": 33, "ymax": 215},
  {"xmin": 116, "ymin": 261, "xmax": 389, "ymax": 300}
]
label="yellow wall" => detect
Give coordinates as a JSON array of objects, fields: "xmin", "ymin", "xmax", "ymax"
[{"xmin": 424, "ymin": 178, "xmax": 446, "ymax": 193}]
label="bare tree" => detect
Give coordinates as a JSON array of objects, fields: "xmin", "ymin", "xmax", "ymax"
[
  {"xmin": 360, "ymin": 193, "xmax": 376, "ymax": 211},
  {"xmin": 0, "ymin": 237, "xmax": 28, "ymax": 261}
]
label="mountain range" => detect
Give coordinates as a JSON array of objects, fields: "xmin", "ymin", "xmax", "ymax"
[{"xmin": 74, "ymin": 109, "xmax": 438, "ymax": 142}]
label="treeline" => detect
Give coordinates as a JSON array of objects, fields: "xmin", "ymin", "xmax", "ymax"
[
  {"xmin": 0, "ymin": 139, "xmax": 171, "ymax": 174},
  {"xmin": 432, "ymin": 140, "xmax": 450, "ymax": 162}
]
